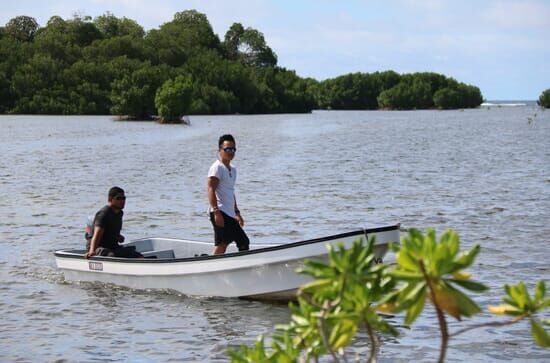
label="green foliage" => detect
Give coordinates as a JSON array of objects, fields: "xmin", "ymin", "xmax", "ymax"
[
  {"xmin": 155, "ymin": 75, "xmax": 193, "ymax": 122},
  {"xmin": 228, "ymin": 332, "xmax": 300, "ymax": 363},
  {"xmin": 384, "ymin": 228, "xmax": 487, "ymax": 324},
  {"xmin": 378, "ymin": 79, "xmax": 433, "ymax": 110},
  {"xmin": 0, "ymin": 67, "xmax": 11, "ymax": 113},
  {"xmin": 145, "ymin": 10, "xmax": 220, "ymax": 67},
  {"xmin": 250, "ymin": 67, "xmax": 316, "ymax": 113},
  {"xmin": 94, "ymin": 12, "xmax": 144, "ymax": 38},
  {"xmin": 272, "ymin": 70, "xmax": 317, "ymax": 113},
  {"xmin": 376, "ymin": 73, "xmax": 482, "ymax": 110},
  {"xmin": 229, "ymin": 228, "xmax": 548, "ymax": 362},
  {"xmin": 4, "ymin": 16, "xmax": 39, "ymax": 41},
  {"xmin": 538, "ymin": 89, "xmax": 550, "ymax": 108},
  {"xmin": 33, "ymin": 16, "xmax": 83, "ymax": 64},
  {"xmin": 433, "ymin": 88, "xmax": 461, "ymax": 109},
  {"xmin": 181, "ymin": 51, "xmax": 243, "ymax": 114},
  {"xmin": 318, "ymin": 71, "xmax": 481, "ymax": 111},
  {"xmin": 457, "ymin": 84, "xmax": 483, "ymax": 108},
  {"xmin": 69, "ymin": 16, "xmax": 104, "ymax": 47},
  {"xmin": 189, "ymin": 84, "xmax": 238, "ymax": 115},
  {"xmin": 10, "ymin": 54, "xmax": 65, "ymax": 112},
  {"xmin": 82, "ymin": 35, "xmax": 148, "ymax": 62},
  {"xmin": 223, "ymin": 23, "xmax": 277, "ymax": 68},
  {"xmin": 489, "ymin": 281, "xmax": 550, "ymax": 347},
  {"xmin": 110, "ymin": 64, "xmax": 174, "ymax": 118},
  {"xmin": 318, "ymin": 71, "xmax": 400, "ymax": 110},
  {"xmin": 0, "ymin": 36, "xmax": 33, "ymax": 111},
  {"xmin": 181, "ymin": 52, "xmax": 262, "ymax": 114},
  {"xmin": 0, "ymin": 10, "xmax": 484, "ymax": 115},
  {"xmin": 433, "ymin": 84, "xmax": 483, "ymax": 109},
  {"xmin": 229, "ymin": 237, "xmax": 398, "ymax": 361}
]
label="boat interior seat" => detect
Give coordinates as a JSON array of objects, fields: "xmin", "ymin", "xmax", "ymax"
[
  {"xmin": 124, "ymin": 239, "xmax": 153, "ymax": 252},
  {"xmin": 141, "ymin": 249, "xmax": 175, "ymax": 259}
]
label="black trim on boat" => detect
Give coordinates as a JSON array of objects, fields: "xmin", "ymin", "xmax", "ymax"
[{"xmin": 54, "ymin": 224, "xmax": 400, "ymax": 263}]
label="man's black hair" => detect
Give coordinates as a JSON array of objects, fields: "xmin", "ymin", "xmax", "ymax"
[
  {"xmin": 108, "ymin": 186, "xmax": 125, "ymax": 200},
  {"xmin": 218, "ymin": 134, "xmax": 235, "ymax": 148}
]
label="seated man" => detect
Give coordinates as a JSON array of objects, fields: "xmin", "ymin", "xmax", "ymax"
[{"xmin": 85, "ymin": 186, "xmax": 143, "ymax": 258}]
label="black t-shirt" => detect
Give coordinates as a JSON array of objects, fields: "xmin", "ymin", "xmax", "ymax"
[{"xmin": 94, "ymin": 206, "xmax": 123, "ymax": 249}]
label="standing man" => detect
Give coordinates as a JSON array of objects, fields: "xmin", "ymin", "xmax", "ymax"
[
  {"xmin": 86, "ymin": 186, "xmax": 143, "ymax": 258},
  {"xmin": 208, "ymin": 134, "xmax": 250, "ymax": 254}
]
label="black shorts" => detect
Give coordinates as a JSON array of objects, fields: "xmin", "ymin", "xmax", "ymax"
[{"xmin": 209, "ymin": 211, "xmax": 250, "ymax": 251}]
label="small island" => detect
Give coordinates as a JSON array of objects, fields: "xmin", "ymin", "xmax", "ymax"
[
  {"xmin": 538, "ymin": 89, "xmax": 550, "ymax": 108},
  {"xmin": 1, "ymin": 11, "xmax": 484, "ymax": 119}
]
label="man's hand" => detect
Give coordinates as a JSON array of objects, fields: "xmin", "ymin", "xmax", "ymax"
[
  {"xmin": 87, "ymin": 226, "xmax": 103, "ymax": 259},
  {"xmin": 236, "ymin": 214, "xmax": 245, "ymax": 227}
]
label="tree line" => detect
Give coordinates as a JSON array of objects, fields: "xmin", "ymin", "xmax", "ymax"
[{"xmin": 0, "ymin": 11, "xmax": 484, "ymax": 119}]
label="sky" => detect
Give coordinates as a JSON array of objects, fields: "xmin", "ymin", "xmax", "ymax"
[{"xmin": 1, "ymin": 0, "xmax": 549, "ymax": 100}]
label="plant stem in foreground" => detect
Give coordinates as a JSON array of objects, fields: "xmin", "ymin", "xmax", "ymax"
[
  {"xmin": 364, "ymin": 319, "xmax": 378, "ymax": 363},
  {"xmin": 420, "ymin": 261, "xmax": 449, "ymax": 363}
]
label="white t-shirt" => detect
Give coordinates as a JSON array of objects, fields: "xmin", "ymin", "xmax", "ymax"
[{"xmin": 208, "ymin": 159, "xmax": 237, "ymax": 218}]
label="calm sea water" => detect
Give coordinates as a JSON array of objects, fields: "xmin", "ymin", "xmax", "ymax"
[{"xmin": 1, "ymin": 107, "xmax": 549, "ymax": 362}]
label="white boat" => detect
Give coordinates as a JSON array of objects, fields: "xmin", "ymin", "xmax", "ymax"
[{"xmin": 55, "ymin": 224, "xmax": 400, "ymax": 300}]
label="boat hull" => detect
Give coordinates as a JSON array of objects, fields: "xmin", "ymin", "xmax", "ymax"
[{"xmin": 55, "ymin": 225, "xmax": 400, "ymax": 300}]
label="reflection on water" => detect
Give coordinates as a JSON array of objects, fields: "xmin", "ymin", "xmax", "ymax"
[{"xmin": 1, "ymin": 109, "xmax": 549, "ymax": 361}]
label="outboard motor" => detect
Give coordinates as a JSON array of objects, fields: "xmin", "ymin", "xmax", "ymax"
[{"xmin": 85, "ymin": 216, "xmax": 94, "ymax": 245}]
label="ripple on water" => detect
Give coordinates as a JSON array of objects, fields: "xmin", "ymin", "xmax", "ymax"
[{"xmin": 1, "ymin": 111, "xmax": 549, "ymax": 361}]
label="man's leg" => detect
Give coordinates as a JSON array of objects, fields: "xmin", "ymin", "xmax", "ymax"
[
  {"xmin": 234, "ymin": 225, "xmax": 250, "ymax": 251},
  {"xmin": 210, "ymin": 211, "xmax": 229, "ymax": 255},
  {"xmin": 113, "ymin": 245, "xmax": 143, "ymax": 258},
  {"xmin": 213, "ymin": 242, "xmax": 228, "ymax": 255},
  {"xmin": 95, "ymin": 247, "xmax": 115, "ymax": 257}
]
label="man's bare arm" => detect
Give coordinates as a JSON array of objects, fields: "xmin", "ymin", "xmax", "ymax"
[
  {"xmin": 86, "ymin": 226, "xmax": 104, "ymax": 258},
  {"xmin": 208, "ymin": 176, "xmax": 224, "ymax": 227}
]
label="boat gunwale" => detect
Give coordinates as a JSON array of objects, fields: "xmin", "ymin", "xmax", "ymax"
[{"xmin": 54, "ymin": 224, "xmax": 400, "ymax": 264}]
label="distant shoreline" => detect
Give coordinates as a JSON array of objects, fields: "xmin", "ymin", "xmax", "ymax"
[{"xmin": 481, "ymin": 100, "xmax": 538, "ymax": 107}]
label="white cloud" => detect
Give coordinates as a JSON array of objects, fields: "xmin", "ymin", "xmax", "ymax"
[
  {"xmin": 397, "ymin": 0, "xmax": 445, "ymax": 12},
  {"xmin": 482, "ymin": 1, "xmax": 550, "ymax": 28}
]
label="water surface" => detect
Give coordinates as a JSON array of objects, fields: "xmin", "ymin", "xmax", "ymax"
[{"xmin": 1, "ymin": 108, "xmax": 549, "ymax": 361}]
